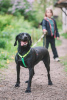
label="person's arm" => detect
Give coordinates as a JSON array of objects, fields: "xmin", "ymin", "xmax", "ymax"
[{"xmin": 42, "ymin": 19, "xmax": 47, "ymax": 34}]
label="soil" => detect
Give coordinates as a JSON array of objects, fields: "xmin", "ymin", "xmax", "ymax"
[{"xmin": 0, "ymin": 36, "xmax": 67, "ymax": 100}]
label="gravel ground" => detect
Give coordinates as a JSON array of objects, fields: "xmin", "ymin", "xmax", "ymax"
[{"xmin": 0, "ymin": 37, "xmax": 67, "ymax": 100}]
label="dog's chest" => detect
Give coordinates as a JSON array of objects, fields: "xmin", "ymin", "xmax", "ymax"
[{"xmin": 18, "ymin": 54, "xmax": 31, "ymax": 68}]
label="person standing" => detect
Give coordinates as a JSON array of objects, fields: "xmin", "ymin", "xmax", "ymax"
[{"xmin": 42, "ymin": 8, "xmax": 60, "ymax": 61}]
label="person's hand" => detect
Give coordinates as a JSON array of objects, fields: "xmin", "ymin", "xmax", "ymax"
[
  {"xmin": 57, "ymin": 37, "xmax": 59, "ymax": 40},
  {"xmin": 43, "ymin": 29, "xmax": 48, "ymax": 35}
]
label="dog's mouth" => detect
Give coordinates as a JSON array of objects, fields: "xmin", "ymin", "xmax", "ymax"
[{"xmin": 21, "ymin": 41, "xmax": 28, "ymax": 46}]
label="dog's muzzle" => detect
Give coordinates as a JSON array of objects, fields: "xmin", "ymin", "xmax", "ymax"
[{"xmin": 21, "ymin": 41, "xmax": 28, "ymax": 46}]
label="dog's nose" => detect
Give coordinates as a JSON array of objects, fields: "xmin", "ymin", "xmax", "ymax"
[
  {"xmin": 24, "ymin": 36, "xmax": 27, "ymax": 39},
  {"xmin": 23, "ymin": 34, "xmax": 28, "ymax": 40}
]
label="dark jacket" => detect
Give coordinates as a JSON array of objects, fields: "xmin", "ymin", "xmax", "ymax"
[{"xmin": 42, "ymin": 18, "xmax": 60, "ymax": 38}]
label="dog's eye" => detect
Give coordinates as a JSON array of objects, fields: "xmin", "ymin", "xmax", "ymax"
[
  {"xmin": 25, "ymin": 33, "xmax": 27, "ymax": 36},
  {"xmin": 22, "ymin": 33, "xmax": 24, "ymax": 35},
  {"xmin": 26, "ymin": 34, "xmax": 29, "ymax": 37}
]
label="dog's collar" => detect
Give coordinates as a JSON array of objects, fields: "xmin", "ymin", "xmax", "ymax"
[{"xmin": 18, "ymin": 49, "xmax": 30, "ymax": 68}]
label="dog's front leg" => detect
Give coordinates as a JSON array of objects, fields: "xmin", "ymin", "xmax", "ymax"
[
  {"xmin": 25, "ymin": 68, "xmax": 34, "ymax": 93},
  {"xmin": 15, "ymin": 64, "xmax": 20, "ymax": 87}
]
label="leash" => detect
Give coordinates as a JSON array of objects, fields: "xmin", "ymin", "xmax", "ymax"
[{"xmin": 32, "ymin": 34, "xmax": 46, "ymax": 47}]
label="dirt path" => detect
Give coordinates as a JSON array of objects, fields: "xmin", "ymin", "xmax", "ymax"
[{"xmin": 0, "ymin": 37, "xmax": 67, "ymax": 100}]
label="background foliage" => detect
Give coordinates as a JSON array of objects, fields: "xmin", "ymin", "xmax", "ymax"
[
  {"xmin": 0, "ymin": 0, "xmax": 55, "ymax": 27},
  {"xmin": 0, "ymin": 0, "xmax": 62, "ymax": 68}
]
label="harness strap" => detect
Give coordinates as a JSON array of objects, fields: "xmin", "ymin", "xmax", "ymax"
[
  {"xmin": 22, "ymin": 58, "xmax": 27, "ymax": 67},
  {"xmin": 18, "ymin": 50, "xmax": 30, "ymax": 68}
]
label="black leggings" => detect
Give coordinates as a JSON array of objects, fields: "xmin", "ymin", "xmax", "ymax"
[{"xmin": 43, "ymin": 36, "xmax": 58, "ymax": 59}]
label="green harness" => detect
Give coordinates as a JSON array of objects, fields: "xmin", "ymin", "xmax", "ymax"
[{"xmin": 18, "ymin": 50, "xmax": 30, "ymax": 68}]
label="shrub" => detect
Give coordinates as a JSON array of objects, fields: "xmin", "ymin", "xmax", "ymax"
[
  {"xmin": 0, "ymin": 31, "xmax": 12, "ymax": 39},
  {"xmin": 0, "ymin": 15, "xmax": 13, "ymax": 31},
  {"xmin": 0, "ymin": 49, "xmax": 10, "ymax": 68},
  {"xmin": 0, "ymin": 39, "xmax": 6, "ymax": 49},
  {"xmin": 0, "ymin": 0, "xmax": 11, "ymax": 14},
  {"xmin": 55, "ymin": 19, "xmax": 62, "ymax": 31}
]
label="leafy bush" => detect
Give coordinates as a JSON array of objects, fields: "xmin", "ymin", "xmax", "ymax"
[
  {"xmin": 0, "ymin": 31, "xmax": 12, "ymax": 39},
  {"xmin": 0, "ymin": 51, "xmax": 9, "ymax": 60},
  {"xmin": 55, "ymin": 19, "xmax": 62, "ymax": 32},
  {"xmin": 8, "ymin": 0, "xmax": 33, "ymax": 14},
  {"xmin": 0, "ymin": 49, "xmax": 10, "ymax": 68},
  {"xmin": 0, "ymin": 39, "xmax": 6, "ymax": 49},
  {"xmin": 0, "ymin": 0, "xmax": 11, "ymax": 14},
  {"xmin": 0, "ymin": 0, "xmax": 46, "ymax": 28},
  {"xmin": 0, "ymin": 15, "xmax": 13, "ymax": 31}
]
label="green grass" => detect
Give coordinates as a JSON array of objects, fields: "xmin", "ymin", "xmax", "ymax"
[
  {"xmin": 60, "ymin": 32, "xmax": 67, "ymax": 74},
  {"xmin": 55, "ymin": 38, "xmax": 62, "ymax": 46},
  {"xmin": 60, "ymin": 56, "xmax": 67, "ymax": 74},
  {"xmin": 0, "ymin": 48, "xmax": 15, "ymax": 69},
  {"xmin": 61, "ymin": 32, "xmax": 67, "ymax": 39}
]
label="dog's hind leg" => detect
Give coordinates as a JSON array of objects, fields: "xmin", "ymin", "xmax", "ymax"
[
  {"xmin": 15, "ymin": 64, "xmax": 20, "ymax": 87},
  {"xmin": 25, "ymin": 68, "xmax": 34, "ymax": 93},
  {"xmin": 46, "ymin": 64, "xmax": 53, "ymax": 85},
  {"xmin": 43, "ymin": 57, "xmax": 53, "ymax": 85}
]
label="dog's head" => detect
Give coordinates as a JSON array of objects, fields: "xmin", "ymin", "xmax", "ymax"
[{"xmin": 14, "ymin": 33, "xmax": 32, "ymax": 47}]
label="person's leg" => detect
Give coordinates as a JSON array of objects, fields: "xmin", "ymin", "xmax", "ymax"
[
  {"xmin": 43, "ymin": 36, "xmax": 46, "ymax": 47},
  {"xmin": 50, "ymin": 38, "xmax": 58, "ymax": 59},
  {"xmin": 44, "ymin": 37, "xmax": 49, "ymax": 49}
]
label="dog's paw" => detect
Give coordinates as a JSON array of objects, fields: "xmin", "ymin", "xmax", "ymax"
[
  {"xmin": 25, "ymin": 88, "xmax": 31, "ymax": 93},
  {"xmin": 48, "ymin": 81, "xmax": 53, "ymax": 85},
  {"xmin": 15, "ymin": 83, "xmax": 20, "ymax": 87},
  {"xmin": 25, "ymin": 80, "xmax": 29, "ymax": 83}
]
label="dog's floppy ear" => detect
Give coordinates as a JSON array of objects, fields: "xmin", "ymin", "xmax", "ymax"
[{"xmin": 14, "ymin": 34, "xmax": 19, "ymax": 46}]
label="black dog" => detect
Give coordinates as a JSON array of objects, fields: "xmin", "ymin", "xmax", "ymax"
[{"xmin": 14, "ymin": 33, "xmax": 53, "ymax": 93}]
